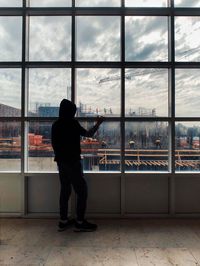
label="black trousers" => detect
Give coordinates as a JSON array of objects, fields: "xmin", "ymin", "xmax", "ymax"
[{"xmin": 57, "ymin": 160, "xmax": 88, "ymax": 221}]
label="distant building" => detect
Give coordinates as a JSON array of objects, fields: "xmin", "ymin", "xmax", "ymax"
[
  {"xmin": 128, "ymin": 107, "xmax": 156, "ymax": 117},
  {"xmin": 38, "ymin": 106, "xmax": 59, "ymax": 117},
  {"xmin": 0, "ymin": 103, "xmax": 21, "ymax": 117}
]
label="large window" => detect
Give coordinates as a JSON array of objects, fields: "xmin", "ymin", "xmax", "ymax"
[
  {"xmin": 125, "ymin": 69, "xmax": 168, "ymax": 117},
  {"xmin": 28, "ymin": 68, "xmax": 71, "ymax": 117},
  {"xmin": 176, "ymin": 122, "xmax": 200, "ymax": 172},
  {"xmin": 0, "ymin": 122, "xmax": 21, "ymax": 172},
  {"xmin": 125, "ymin": 122, "xmax": 169, "ymax": 172},
  {"xmin": 76, "ymin": 68, "xmax": 121, "ymax": 117},
  {"xmin": 29, "ymin": 16, "xmax": 71, "ymax": 61},
  {"xmin": 80, "ymin": 121, "xmax": 121, "ymax": 171},
  {"xmin": 0, "ymin": 2, "xmax": 200, "ymax": 173},
  {"xmin": 0, "ymin": 69, "xmax": 21, "ymax": 117}
]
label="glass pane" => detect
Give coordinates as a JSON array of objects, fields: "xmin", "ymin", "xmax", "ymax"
[
  {"xmin": 125, "ymin": 122, "xmax": 169, "ymax": 172},
  {"xmin": 125, "ymin": 16, "xmax": 168, "ymax": 61},
  {"xmin": 80, "ymin": 121, "xmax": 120, "ymax": 171},
  {"xmin": 0, "ymin": 0, "xmax": 22, "ymax": 6},
  {"xmin": 0, "ymin": 69, "xmax": 21, "ymax": 117},
  {"xmin": 29, "ymin": 16, "xmax": 71, "ymax": 61},
  {"xmin": 176, "ymin": 122, "xmax": 200, "ymax": 172},
  {"xmin": 28, "ymin": 68, "xmax": 71, "ymax": 117},
  {"xmin": 175, "ymin": 17, "xmax": 200, "ymax": 62},
  {"xmin": 175, "ymin": 0, "xmax": 200, "ymax": 7},
  {"xmin": 0, "ymin": 17, "xmax": 22, "ymax": 61},
  {"xmin": 29, "ymin": 0, "xmax": 71, "ymax": 7},
  {"xmin": 76, "ymin": 69, "xmax": 121, "ymax": 117},
  {"xmin": 76, "ymin": 16, "xmax": 120, "ymax": 61},
  {"xmin": 0, "ymin": 122, "xmax": 21, "ymax": 172},
  {"xmin": 125, "ymin": 69, "xmax": 168, "ymax": 117},
  {"xmin": 125, "ymin": 0, "xmax": 167, "ymax": 7},
  {"xmin": 76, "ymin": 0, "xmax": 120, "ymax": 7},
  {"xmin": 28, "ymin": 122, "xmax": 56, "ymax": 172},
  {"xmin": 176, "ymin": 69, "xmax": 200, "ymax": 117}
]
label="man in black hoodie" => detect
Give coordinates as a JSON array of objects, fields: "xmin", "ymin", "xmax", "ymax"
[{"xmin": 51, "ymin": 99, "xmax": 104, "ymax": 232}]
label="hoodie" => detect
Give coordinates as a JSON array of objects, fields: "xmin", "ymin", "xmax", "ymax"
[
  {"xmin": 51, "ymin": 99, "xmax": 87, "ymax": 162},
  {"xmin": 59, "ymin": 99, "xmax": 77, "ymax": 119}
]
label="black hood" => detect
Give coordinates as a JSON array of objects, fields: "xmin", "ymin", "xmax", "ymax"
[{"xmin": 59, "ymin": 99, "xmax": 77, "ymax": 119}]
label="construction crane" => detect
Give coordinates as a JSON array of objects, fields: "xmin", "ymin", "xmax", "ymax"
[{"xmin": 98, "ymin": 46, "xmax": 200, "ymax": 84}]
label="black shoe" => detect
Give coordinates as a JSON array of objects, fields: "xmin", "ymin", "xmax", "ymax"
[
  {"xmin": 74, "ymin": 220, "xmax": 98, "ymax": 232},
  {"xmin": 58, "ymin": 219, "xmax": 75, "ymax": 232}
]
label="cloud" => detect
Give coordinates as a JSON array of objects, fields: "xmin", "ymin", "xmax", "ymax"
[
  {"xmin": 0, "ymin": 0, "xmax": 21, "ymax": 7},
  {"xmin": 76, "ymin": 16, "xmax": 120, "ymax": 61},
  {"xmin": 175, "ymin": 0, "xmax": 200, "ymax": 7},
  {"xmin": 29, "ymin": 16, "xmax": 71, "ymax": 61},
  {"xmin": 125, "ymin": 16, "xmax": 168, "ymax": 61},
  {"xmin": 175, "ymin": 17, "xmax": 200, "ymax": 61},
  {"xmin": 28, "ymin": 68, "xmax": 71, "ymax": 113},
  {"xmin": 0, "ymin": 17, "xmax": 22, "ymax": 61},
  {"xmin": 125, "ymin": 69, "xmax": 168, "ymax": 116},
  {"xmin": 0, "ymin": 69, "xmax": 21, "ymax": 112},
  {"xmin": 175, "ymin": 69, "xmax": 200, "ymax": 117},
  {"xmin": 30, "ymin": 0, "xmax": 71, "ymax": 7},
  {"xmin": 76, "ymin": 68, "xmax": 121, "ymax": 116},
  {"xmin": 125, "ymin": 0, "xmax": 167, "ymax": 7},
  {"xmin": 76, "ymin": 0, "xmax": 120, "ymax": 7},
  {"xmin": 0, "ymin": 6, "xmax": 200, "ymax": 118}
]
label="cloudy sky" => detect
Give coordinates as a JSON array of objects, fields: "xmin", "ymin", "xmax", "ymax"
[
  {"xmin": 0, "ymin": 0, "xmax": 200, "ymax": 119},
  {"xmin": 0, "ymin": 0, "xmax": 200, "ymax": 7}
]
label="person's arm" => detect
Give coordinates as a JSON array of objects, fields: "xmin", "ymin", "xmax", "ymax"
[{"xmin": 78, "ymin": 116, "xmax": 105, "ymax": 137}]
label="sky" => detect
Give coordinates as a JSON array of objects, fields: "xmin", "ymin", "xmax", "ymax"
[{"xmin": 0, "ymin": 0, "xmax": 200, "ymax": 119}]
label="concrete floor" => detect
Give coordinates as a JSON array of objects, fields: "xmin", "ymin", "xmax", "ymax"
[{"xmin": 1, "ymin": 219, "xmax": 200, "ymax": 265}]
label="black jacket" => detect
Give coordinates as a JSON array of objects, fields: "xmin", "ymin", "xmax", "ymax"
[{"xmin": 51, "ymin": 99, "xmax": 87, "ymax": 162}]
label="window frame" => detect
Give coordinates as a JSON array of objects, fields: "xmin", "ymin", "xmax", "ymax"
[{"xmin": 0, "ymin": 0, "xmax": 199, "ymax": 175}]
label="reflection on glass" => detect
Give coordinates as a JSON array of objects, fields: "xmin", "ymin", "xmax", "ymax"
[
  {"xmin": 175, "ymin": 17, "xmax": 200, "ymax": 62},
  {"xmin": 175, "ymin": 0, "xmax": 200, "ymax": 7},
  {"xmin": 80, "ymin": 121, "xmax": 120, "ymax": 171},
  {"xmin": 29, "ymin": 16, "xmax": 71, "ymax": 61},
  {"xmin": 125, "ymin": 122, "xmax": 168, "ymax": 172},
  {"xmin": 125, "ymin": 16, "xmax": 168, "ymax": 61},
  {"xmin": 125, "ymin": 0, "xmax": 167, "ymax": 7},
  {"xmin": 28, "ymin": 122, "xmax": 56, "ymax": 172},
  {"xmin": 76, "ymin": 69, "xmax": 120, "ymax": 117},
  {"xmin": 0, "ymin": 0, "xmax": 22, "ymax": 6},
  {"xmin": 0, "ymin": 17, "xmax": 22, "ymax": 61},
  {"xmin": 76, "ymin": 16, "xmax": 120, "ymax": 61},
  {"xmin": 28, "ymin": 68, "xmax": 71, "ymax": 117},
  {"xmin": 175, "ymin": 69, "xmax": 200, "ymax": 117},
  {"xmin": 29, "ymin": 0, "xmax": 71, "ymax": 7},
  {"xmin": 0, "ymin": 69, "xmax": 21, "ymax": 117},
  {"xmin": 76, "ymin": 0, "xmax": 120, "ymax": 6},
  {"xmin": 125, "ymin": 69, "xmax": 168, "ymax": 117},
  {"xmin": 176, "ymin": 122, "xmax": 200, "ymax": 172},
  {"xmin": 0, "ymin": 122, "xmax": 21, "ymax": 172}
]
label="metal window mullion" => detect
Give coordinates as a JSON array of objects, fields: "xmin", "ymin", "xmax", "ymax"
[
  {"xmin": 21, "ymin": 0, "xmax": 27, "ymax": 216},
  {"xmin": 120, "ymin": 0, "xmax": 126, "ymax": 215},
  {"xmin": 169, "ymin": 2, "xmax": 176, "ymax": 215},
  {"xmin": 22, "ymin": 61, "xmax": 176, "ymax": 68},
  {"xmin": 121, "ymin": 4, "xmax": 125, "ymax": 174},
  {"xmin": 70, "ymin": 0, "xmax": 76, "ymax": 219},
  {"xmin": 71, "ymin": 0, "xmax": 75, "ymax": 103}
]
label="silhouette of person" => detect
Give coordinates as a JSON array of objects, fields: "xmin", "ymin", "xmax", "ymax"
[
  {"xmin": 129, "ymin": 140, "xmax": 135, "ymax": 149},
  {"xmin": 51, "ymin": 99, "xmax": 104, "ymax": 232},
  {"xmin": 155, "ymin": 138, "xmax": 161, "ymax": 149}
]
